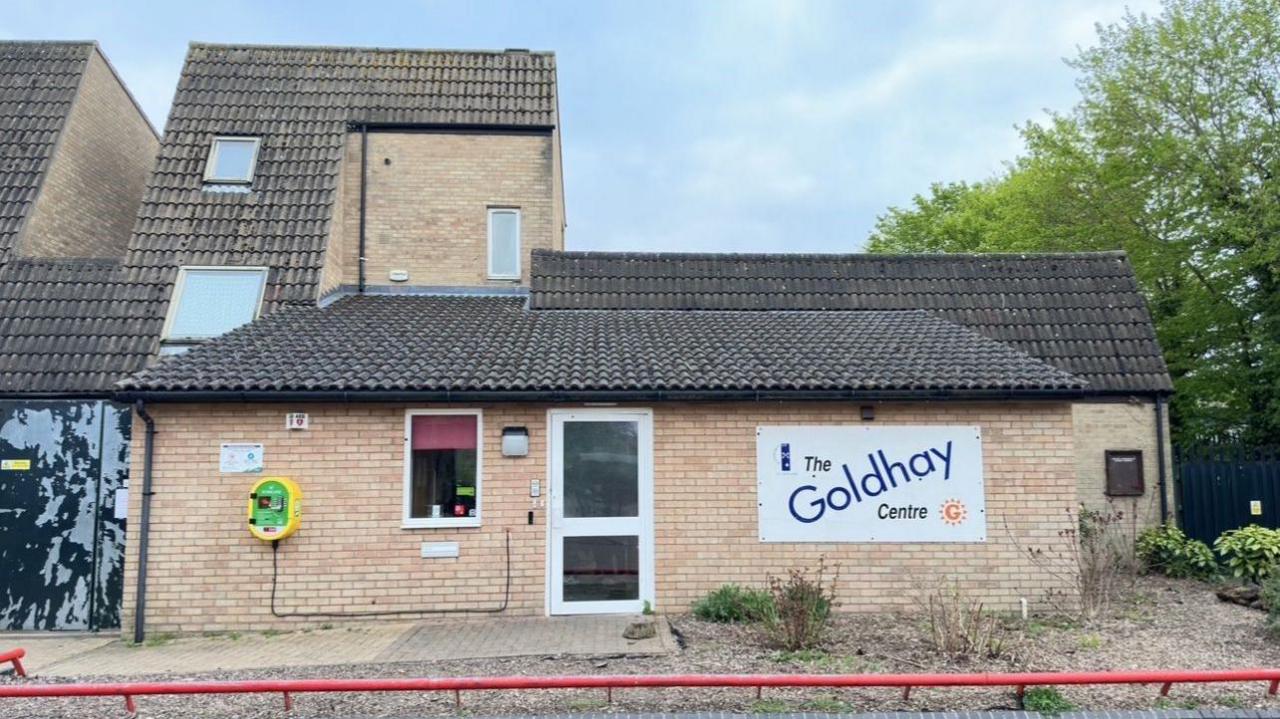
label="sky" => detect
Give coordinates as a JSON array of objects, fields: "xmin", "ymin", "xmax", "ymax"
[{"xmin": 4, "ymin": 0, "xmax": 1159, "ymax": 253}]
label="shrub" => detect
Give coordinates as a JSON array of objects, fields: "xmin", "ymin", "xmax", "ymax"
[
  {"xmin": 919, "ymin": 578, "xmax": 1007, "ymax": 660},
  {"xmin": 1214, "ymin": 525, "xmax": 1280, "ymax": 583},
  {"xmin": 1022, "ymin": 686, "xmax": 1075, "ymax": 715},
  {"xmin": 1025, "ymin": 507, "xmax": 1138, "ymax": 621},
  {"xmin": 1136, "ymin": 524, "xmax": 1218, "ymax": 580},
  {"xmin": 692, "ymin": 584, "xmax": 775, "ymax": 623},
  {"xmin": 1261, "ymin": 572, "xmax": 1280, "ymax": 638},
  {"xmin": 763, "ymin": 556, "xmax": 839, "ymax": 650}
]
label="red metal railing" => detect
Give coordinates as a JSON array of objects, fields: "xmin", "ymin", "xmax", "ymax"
[
  {"xmin": 3, "ymin": 669, "xmax": 1279, "ymax": 714},
  {"xmin": 0, "ymin": 649, "xmax": 24, "ymax": 678}
]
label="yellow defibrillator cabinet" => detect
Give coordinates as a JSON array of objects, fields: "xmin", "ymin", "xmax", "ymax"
[{"xmin": 248, "ymin": 477, "xmax": 302, "ymax": 541}]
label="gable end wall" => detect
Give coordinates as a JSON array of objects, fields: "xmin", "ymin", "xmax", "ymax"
[{"xmin": 19, "ymin": 49, "xmax": 158, "ymax": 259}]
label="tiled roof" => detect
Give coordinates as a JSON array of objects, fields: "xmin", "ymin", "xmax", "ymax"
[
  {"xmin": 0, "ymin": 258, "xmax": 156, "ymax": 395},
  {"xmin": 118, "ymin": 43, "xmax": 559, "ymax": 353},
  {"xmin": 118, "ymin": 295, "xmax": 1083, "ymax": 397},
  {"xmin": 0, "ymin": 41, "xmax": 92, "ymax": 263},
  {"xmin": 529, "ymin": 250, "xmax": 1172, "ymax": 394}
]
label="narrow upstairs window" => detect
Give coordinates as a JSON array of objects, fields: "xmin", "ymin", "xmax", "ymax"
[
  {"xmin": 203, "ymin": 136, "xmax": 261, "ymax": 185},
  {"xmin": 488, "ymin": 208, "xmax": 521, "ymax": 280}
]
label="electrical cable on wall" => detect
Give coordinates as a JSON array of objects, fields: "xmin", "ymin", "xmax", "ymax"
[{"xmin": 269, "ymin": 529, "xmax": 511, "ymax": 618}]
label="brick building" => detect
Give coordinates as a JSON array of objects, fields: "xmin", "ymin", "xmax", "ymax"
[
  {"xmin": 107, "ymin": 43, "xmax": 1173, "ymax": 636},
  {"xmin": 0, "ymin": 41, "xmax": 159, "ymax": 630}
]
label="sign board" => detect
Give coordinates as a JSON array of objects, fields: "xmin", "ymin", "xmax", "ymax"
[
  {"xmin": 1, "ymin": 459, "xmax": 31, "ymax": 471},
  {"xmin": 285, "ymin": 412, "xmax": 309, "ymax": 430},
  {"xmin": 1251, "ymin": 500, "xmax": 1263, "ymax": 516},
  {"xmin": 220, "ymin": 443, "xmax": 264, "ymax": 473},
  {"xmin": 757, "ymin": 425, "xmax": 985, "ymax": 543}
]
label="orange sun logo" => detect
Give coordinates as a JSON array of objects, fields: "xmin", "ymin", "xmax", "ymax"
[{"xmin": 940, "ymin": 499, "xmax": 968, "ymax": 526}]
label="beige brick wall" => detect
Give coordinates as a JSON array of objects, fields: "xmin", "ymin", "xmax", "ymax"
[
  {"xmin": 318, "ymin": 137, "xmax": 347, "ymax": 297},
  {"xmin": 653, "ymin": 402, "xmax": 1077, "ymax": 614},
  {"xmin": 122, "ymin": 400, "xmax": 1076, "ymax": 634},
  {"xmin": 19, "ymin": 48, "xmax": 157, "ymax": 258},
  {"xmin": 1073, "ymin": 400, "xmax": 1173, "ymax": 528},
  {"xmin": 329, "ymin": 131, "xmax": 561, "ymax": 290}
]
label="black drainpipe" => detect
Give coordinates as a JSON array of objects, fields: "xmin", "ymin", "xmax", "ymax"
[
  {"xmin": 358, "ymin": 124, "xmax": 368, "ymax": 294},
  {"xmin": 132, "ymin": 400, "xmax": 156, "ymax": 644},
  {"xmin": 1155, "ymin": 396, "xmax": 1170, "ymax": 524}
]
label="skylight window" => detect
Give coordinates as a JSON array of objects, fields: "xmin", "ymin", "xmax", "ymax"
[
  {"xmin": 162, "ymin": 267, "xmax": 268, "ymax": 350},
  {"xmin": 203, "ymin": 137, "xmax": 261, "ymax": 184}
]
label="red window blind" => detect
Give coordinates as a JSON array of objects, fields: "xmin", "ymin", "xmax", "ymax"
[{"xmin": 411, "ymin": 415, "xmax": 477, "ymax": 450}]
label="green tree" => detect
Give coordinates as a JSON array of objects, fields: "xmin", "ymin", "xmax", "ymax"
[{"xmin": 869, "ymin": 0, "xmax": 1280, "ymax": 445}]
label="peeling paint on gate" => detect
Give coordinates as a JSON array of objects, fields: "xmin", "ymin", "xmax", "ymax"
[{"xmin": 0, "ymin": 401, "xmax": 130, "ymax": 630}]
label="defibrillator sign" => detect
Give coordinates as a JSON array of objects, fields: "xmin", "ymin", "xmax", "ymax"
[{"xmin": 756, "ymin": 426, "xmax": 985, "ymax": 543}]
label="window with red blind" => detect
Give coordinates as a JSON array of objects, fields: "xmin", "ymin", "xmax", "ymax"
[{"xmin": 405, "ymin": 412, "xmax": 481, "ymax": 524}]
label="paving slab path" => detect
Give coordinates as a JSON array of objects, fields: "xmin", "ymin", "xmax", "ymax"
[{"xmin": 1, "ymin": 614, "xmax": 673, "ymax": 678}]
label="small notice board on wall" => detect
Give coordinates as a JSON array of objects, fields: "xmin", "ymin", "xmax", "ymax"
[
  {"xmin": 756, "ymin": 426, "xmax": 985, "ymax": 543},
  {"xmin": 220, "ymin": 443, "xmax": 264, "ymax": 473}
]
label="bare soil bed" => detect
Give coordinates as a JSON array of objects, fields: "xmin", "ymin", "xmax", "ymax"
[{"xmin": 4, "ymin": 575, "xmax": 1279, "ymax": 718}]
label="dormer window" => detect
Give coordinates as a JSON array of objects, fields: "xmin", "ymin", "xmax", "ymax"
[
  {"xmin": 160, "ymin": 266, "xmax": 268, "ymax": 354},
  {"xmin": 203, "ymin": 136, "xmax": 261, "ymax": 185},
  {"xmin": 488, "ymin": 208, "xmax": 521, "ymax": 280}
]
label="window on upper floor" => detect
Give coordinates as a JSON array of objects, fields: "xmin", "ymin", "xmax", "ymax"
[
  {"xmin": 203, "ymin": 137, "xmax": 261, "ymax": 185},
  {"xmin": 160, "ymin": 267, "xmax": 268, "ymax": 354},
  {"xmin": 488, "ymin": 208, "xmax": 521, "ymax": 280}
]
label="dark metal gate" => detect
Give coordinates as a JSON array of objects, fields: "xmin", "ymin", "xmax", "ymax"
[
  {"xmin": 0, "ymin": 400, "xmax": 130, "ymax": 630},
  {"xmin": 1177, "ymin": 445, "xmax": 1280, "ymax": 545}
]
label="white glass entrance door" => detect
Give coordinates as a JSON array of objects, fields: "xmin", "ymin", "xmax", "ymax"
[{"xmin": 548, "ymin": 409, "xmax": 654, "ymax": 615}]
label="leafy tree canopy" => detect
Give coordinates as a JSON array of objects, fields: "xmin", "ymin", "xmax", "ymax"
[{"xmin": 869, "ymin": 0, "xmax": 1280, "ymax": 445}]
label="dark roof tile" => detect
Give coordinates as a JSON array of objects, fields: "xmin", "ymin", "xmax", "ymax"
[
  {"xmin": 119, "ymin": 295, "xmax": 1083, "ymax": 396},
  {"xmin": 0, "ymin": 41, "xmax": 93, "ymax": 262},
  {"xmin": 118, "ymin": 44, "xmax": 558, "ymax": 370},
  {"xmin": 0, "ymin": 257, "xmax": 156, "ymax": 394},
  {"xmin": 529, "ymin": 250, "xmax": 1172, "ymax": 394}
]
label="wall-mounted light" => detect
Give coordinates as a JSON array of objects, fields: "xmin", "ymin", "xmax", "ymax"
[
  {"xmin": 860, "ymin": 405, "xmax": 876, "ymax": 421},
  {"xmin": 502, "ymin": 427, "xmax": 530, "ymax": 457}
]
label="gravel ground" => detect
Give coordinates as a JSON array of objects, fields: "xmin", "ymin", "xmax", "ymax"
[{"xmin": 3, "ymin": 576, "xmax": 1279, "ymax": 718}]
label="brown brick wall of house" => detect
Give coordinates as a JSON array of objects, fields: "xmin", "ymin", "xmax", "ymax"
[
  {"xmin": 122, "ymin": 400, "xmax": 1076, "ymax": 634},
  {"xmin": 1072, "ymin": 400, "xmax": 1173, "ymax": 528},
  {"xmin": 329, "ymin": 131, "xmax": 561, "ymax": 290},
  {"xmin": 19, "ymin": 49, "xmax": 157, "ymax": 259}
]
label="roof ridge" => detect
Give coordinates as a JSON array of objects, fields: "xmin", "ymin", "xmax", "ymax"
[
  {"xmin": 535, "ymin": 249, "xmax": 1129, "ymax": 261},
  {"xmin": 188, "ymin": 41, "xmax": 555, "ymax": 57},
  {"xmin": 0, "ymin": 40, "xmax": 96, "ymax": 47}
]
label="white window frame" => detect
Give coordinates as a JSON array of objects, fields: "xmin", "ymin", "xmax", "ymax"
[
  {"xmin": 160, "ymin": 266, "xmax": 269, "ymax": 343},
  {"xmin": 487, "ymin": 207, "xmax": 522, "ymax": 280},
  {"xmin": 203, "ymin": 136, "xmax": 262, "ymax": 184},
  {"xmin": 403, "ymin": 408, "xmax": 484, "ymax": 529}
]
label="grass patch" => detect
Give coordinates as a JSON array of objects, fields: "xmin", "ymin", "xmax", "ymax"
[
  {"xmin": 566, "ymin": 697, "xmax": 609, "ymax": 711},
  {"xmin": 750, "ymin": 698, "xmax": 790, "ymax": 713},
  {"xmin": 1017, "ymin": 614, "xmax": 1080, "ymax": 638},
  {"xmin": 1078, "ymin": 634, "xmax": 1102, "ymax": 650},
  {"xmin": 770, "ymin": 649, "xmax": 881, "ymax": 673},
  {"xmin": 143, "ymin": 632, "xmax": 176, "ymax": 648},
  {"xmin": 1022, "ymin": 686, "xmax": 1075, "ymax": 715},
  {"xmin": 800, "ymin": 695, "xmax": 852, "ymax": 712}
]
